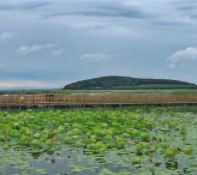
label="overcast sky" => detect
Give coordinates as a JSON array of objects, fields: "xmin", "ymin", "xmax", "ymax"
[{"xmin": 0, "ymin": 0, "xmax": 197, "ymax": 89}]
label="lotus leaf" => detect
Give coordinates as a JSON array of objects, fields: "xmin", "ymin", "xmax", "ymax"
[
  {"xmin": 140, "ymin": 132, "xmax": 150, "ymax": 141},
  {"xmin": 132, "ymin": 156, "xmax": 141, "ymax": 164},
  {"xmin": 165, "ymin": 148, "xmax": 178, "ymax": 159},
  {"xmin": 33, "ymin": 133, "xmax": 41, "ymax": 139},
  {"xmin": 116, "ymin": 137, "xmax": 125, "ymax": 149}
]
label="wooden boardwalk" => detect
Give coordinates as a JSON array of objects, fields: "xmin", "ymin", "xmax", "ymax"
[{"xmin": 0, "ymin": 94, "xmax": 197, "ymax": 107}]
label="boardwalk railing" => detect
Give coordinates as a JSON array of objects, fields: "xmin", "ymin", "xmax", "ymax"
[{"xmin": 0, "ymin": 94, "xmax": 197, "ymax": 106}]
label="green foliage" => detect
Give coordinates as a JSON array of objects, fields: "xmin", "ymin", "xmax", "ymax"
[
  {"xmin": 149, "ymin": 166, "xmax": 156, "ymax": 175},
  {"xmin": 132, "ymin": 156, "xmax": 142, "ymax": 164},
  {"xmin": 164, "ymin": 148, "xmax": 178, "ymax": 159},
  {"xmin": 64, "ymin": 76, "xmax": 195, "ymax": 90},
  {"xmin": 0, "ymin": 109, "xmax": 197, "ymax": 175},
  {"xmin": 116, "ymin": 137, "xmax": 125, "ymax": 149}
]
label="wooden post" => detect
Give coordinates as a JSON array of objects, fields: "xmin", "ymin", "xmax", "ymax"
[
  {"xmin": 64, "ymin": 96, "xmax": 66, "ymax": 103},
  {"xmin": 18, "ymin": 95, "xmax": 21, "ymax": 103}
]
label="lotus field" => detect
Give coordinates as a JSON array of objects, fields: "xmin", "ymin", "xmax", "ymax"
[{"xmin": 0, "ymin": 109, "xmax": 197, "ymax": 175}]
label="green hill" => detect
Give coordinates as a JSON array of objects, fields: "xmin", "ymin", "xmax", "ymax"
[{"xmin": 63, "ymin": 76, "xmax": 196, "ymax": 90}]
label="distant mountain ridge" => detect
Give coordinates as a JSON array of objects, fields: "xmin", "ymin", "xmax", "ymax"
[{"xmin": 64, "ymin": 76, "xmax": 196, "ymax": 90}]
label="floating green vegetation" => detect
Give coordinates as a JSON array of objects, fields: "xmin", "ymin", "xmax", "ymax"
[{"xmin": 0, "ymin": 109, "xmax": 197, "ymax": 174}]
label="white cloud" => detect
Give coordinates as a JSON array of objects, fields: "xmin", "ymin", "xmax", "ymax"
[
  {"xmin": 0, "ymin": 32, "xmax": 13, "ymax": 41},
  {"xmin": 16, "ymin": 45, "xmax": 41, "ymax": 55},
  {"xmin": 167, "ymin": 47, "xmax": 197, "ymax": 69},
  {"xmin": 45, "ymin": 43, "xmax": 55, "ymax": 48},
  {"xmin": 0, "ymin": 79, "xmax": 71, "ymax": 89},
  {"xmin": 15, "ymin": 44, "xmax": 55, "ymax": 55},
  {"xmin": 0, "ymin": 1, "xmax": 50, "ymax": 11},
  {"xmin": 0, "ymin": 80, "xmax": 51, "ymax": 88},
  {"xmin": 80, "ymin": 53, "xmax": 115, "ymax": 63},
  {"xmin": 52, "ymin": 49, "xmax": 66, "ymax": 56}
]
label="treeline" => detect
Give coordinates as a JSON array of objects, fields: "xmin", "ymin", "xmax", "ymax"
[{"xmin": 64, "ymin": 76, "xmax": 196, "ymax": 90}]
